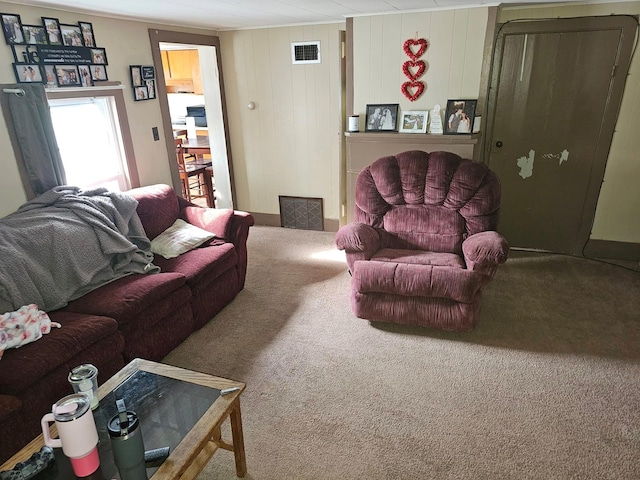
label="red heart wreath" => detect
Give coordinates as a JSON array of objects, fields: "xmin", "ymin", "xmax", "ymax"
[
  {"xmin": 403, "ymin": 38, "xmax": 428, "ymax": 60},
  {"xmin": 401, "ymin": 81, "xmax": 425, "ymax": 102},
  {"xmin": 402, "ymin": 60, "xmax": 426, "ymax": 81}
]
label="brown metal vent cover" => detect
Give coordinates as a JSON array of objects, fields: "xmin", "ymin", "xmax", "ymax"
[{"xmin": 279, "ymin": 196, "xmax": 323, "ymax": 231}]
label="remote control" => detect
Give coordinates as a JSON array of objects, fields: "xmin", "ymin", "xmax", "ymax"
[
  {"xmin": 0, "ymin": 446, "xmax": 55, "ymax": 480},
  {"xmin": 144, "ymin": 446, "xmax": 170, "ymax": 468}
]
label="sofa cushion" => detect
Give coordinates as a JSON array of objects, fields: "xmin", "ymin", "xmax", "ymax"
[
  {"xmin": 0, "ymin": 311, "xmax": 119, "ymax": 395},
  {"xmin": 152, "ymin": 243, "xmax": 237, "ymax": 288},
  {"xmin": 127, "ymin": 184, "xmax": 180, "ymax": 239},
  {"xmin": 372, "ymin": 249, "xmax": 465, "ymax": 268},
  {"xmin": 150, "ymin": 219, "xmax": 216, "ymax": 259},
  {"xmin": 63, "ymin": 272, "xmax": 187, "ymax": 326}
]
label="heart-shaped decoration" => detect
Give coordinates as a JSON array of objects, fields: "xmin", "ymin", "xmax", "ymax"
[
  {"xmin": 402, "ymin": 60, "xmax": 426, "ymax": 81},
  {"xmin": 401, "ymin": 81, "xmax": 425, "ymax": 102},
  {"xmin": 403, "ymin": 38, "xmax": 428, "ymax": 60}
]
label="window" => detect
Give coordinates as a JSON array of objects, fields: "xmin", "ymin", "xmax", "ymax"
[{"xmin": 46, "ymin": 88, "xmax": 138, "ymax": 191}]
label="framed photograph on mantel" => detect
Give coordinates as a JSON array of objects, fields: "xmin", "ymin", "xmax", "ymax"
[
  {"xmin": 444, "ymin": 99, "xmax": 477, "ymax": 135},
  {"xmin": 399, "ymin": 110, "xmax": 428, "ymax": 133},
  {"xmin": 365, "ymin": 103, "xmax": 399, "ymax": 132}
]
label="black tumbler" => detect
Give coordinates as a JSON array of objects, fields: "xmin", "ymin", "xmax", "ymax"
[{"xmin": 108, "ymin": 400, "xmax": 147, "ymax": 480}]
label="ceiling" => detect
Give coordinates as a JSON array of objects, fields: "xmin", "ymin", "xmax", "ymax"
[{"xmin": 8, "ymin": 0, "xmax": 607, "ymax": 30}]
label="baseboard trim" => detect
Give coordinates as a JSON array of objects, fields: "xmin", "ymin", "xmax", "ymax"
[
  {"xmin": 249, "ymin": 212, "xmax": 339, "ymax": 232},
  {"xmin": 583, "ymin": 239, "xmax": 640, "ymax": 262}
]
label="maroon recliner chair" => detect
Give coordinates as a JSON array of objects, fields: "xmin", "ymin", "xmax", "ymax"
[{"xmin": 336, "ymin": 150, "xmax": 509, "ymax": 331}]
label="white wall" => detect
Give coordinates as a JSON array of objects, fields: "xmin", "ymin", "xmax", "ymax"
[
  {"xmin": 219, "ymin": 24, "xmax": 344, "ymax": 220},
  {"xmin": 499, "ymin": 1, "xmax": 640, "ymax": 244},
  {"xmin": 0, "ymin": 1, "xmax": 213, "ymax": 217},
  {"xmin": 352, "ymin": 8, "xmax": 488, "ymax": 124}
]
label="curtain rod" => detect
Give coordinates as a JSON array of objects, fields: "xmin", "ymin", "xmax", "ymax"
[{"xmin": 2, "ymin": 88, "xmax": 25, "ymax": 97}]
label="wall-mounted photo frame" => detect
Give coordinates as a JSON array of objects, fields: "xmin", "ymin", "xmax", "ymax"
[
  {"xmin": 79, "ymin": 21, "xmax": 95, "ymax": 47},
  {"xmin": 90, "ymin": 64, "xmax": 107, "ymax": 81},
  {"xmin": 90, "ymin": 48, "xmax": 107, "ymax": 64},
  {"xmin": 134, "ymin": 86, "xmax": 149, "ymax": 101},
  {"xmin": 2, "ymin": 13, "xmax": 25, "ymax": 44},
  {"xmin": 399, "ymin": 110, "xmax": 429, "ymax": 133},
  {"xmin": 444, "ymin": 99, "xmax": 477, "ymax": 135},
  {"xmin": 42, "ymin": 17, "xmax": 62, "ymax": 45},
  {"xmin": 60, "ymin": 24, "xmax": 83, "ymax": 46},
  {"xmin": 55, "ymin": 64, "xmax": 81, "ymax": 86},
  {"xmin": 146, "ymin": 80, "xmax": 156, "ymax": 99},
  {"xmin": 365, "ymin": 103, "xmax": 399, "ymax": 132},
  {"xmin": 13, "ymin": 63, "xmax": 43, "ymax": 83},
  {"xmin": 43, "ymin": 64, "xmax": 57, "ymax": 87},
  {"xmin": 141, "ymin": 66, "xmax": 155, "ymax": 80},
  {"xmin": 130, "ymin": 65, "xmax": 142, "ymax": 87},
  {"xmin": 22, "ymin": 25, "xmax": 47, "ymax": 45},
  {"xmin": 78, "ymin": 64, "xmax": 93, "ymax": 87}
]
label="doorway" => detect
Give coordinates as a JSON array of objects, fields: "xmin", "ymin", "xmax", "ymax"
[
  {"xmin": 485, "ymin": 16, "xmax": 637, "ymax": 255},
  {"xmin": 148, "ymin": 29, "xmax": 235, "ymax": 208}
]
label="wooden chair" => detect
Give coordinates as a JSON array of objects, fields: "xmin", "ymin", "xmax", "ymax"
[{"xmin": 174, "ymin": 138, "xmax": 215, "ymax": 207}]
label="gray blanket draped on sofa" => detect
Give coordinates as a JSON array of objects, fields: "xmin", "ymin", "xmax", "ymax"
[{"xmin": 0, "ymin": 186, "xmax": 159, "ymax": 314}]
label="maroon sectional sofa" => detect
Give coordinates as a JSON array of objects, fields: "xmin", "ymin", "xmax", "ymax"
[{"xmin": 0, "ymin": 184, "xmax": 254, "ymax": 464}]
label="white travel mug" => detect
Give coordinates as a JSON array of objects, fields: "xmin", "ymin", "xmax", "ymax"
[{"xmin": 41, "ymin": 393, "xmax": 100, "ymax": 477}]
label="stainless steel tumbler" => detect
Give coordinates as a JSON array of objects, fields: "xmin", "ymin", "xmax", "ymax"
[{"xmin": 107, "ymin": 399, "xmax": 147, "ymax": 480}]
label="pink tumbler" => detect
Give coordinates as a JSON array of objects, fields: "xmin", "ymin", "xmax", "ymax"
[{"xmin": 41, "ymin": 393, "xmax": 100, "ymax": 477}]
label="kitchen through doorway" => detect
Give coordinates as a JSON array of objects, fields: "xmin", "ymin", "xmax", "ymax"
[{"xmin": 149, "ymin": 29, "xmax": 235, "ymax": 209}]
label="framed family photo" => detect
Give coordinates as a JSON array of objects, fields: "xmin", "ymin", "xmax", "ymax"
[
  {"xmin": 91, "ymin": 64, "xmax": 107, "ymax": 81},
  {"xmin": 13, "ymin": 63, "xmax": 42, "ymax": 83},
  {"xmin": 79, "ymin": 21, "xmax": 95, "ymax": 47},
  {"xmin": 42, "ymin": 17, "xmax": 62, "ymax": 45},
  {"xmin": 130, "ymin": 65, "xmax": 143, "ymax": 86},
  {"xmin": 444, "ymin": 99, "xmax": 477, "ymax": 135},
  {"xmin": 55, "ymin": 64, "xmax": 81, "ymax": 86},
  {"xmin": 399, "ymin": 110, "xmax": 429, "ymax": 133},
  {"xmin": 365, "ymin": 103, "xmax": 399, "ymax": 132},
  {"xmin": 60, "ymin": 24, "xmax": 83, "ymax": 46},
  {"xmin": 2, "ymin": 13, "xmax": 25, "ymax": 44},
  {"xmin": 22, "ymin": 25, "xmax": 47, "ymax": 45}
]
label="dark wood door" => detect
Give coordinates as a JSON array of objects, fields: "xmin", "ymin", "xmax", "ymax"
[{"xmin": 486, "ymin": 17, "xmax": 636, "ymax": 254}]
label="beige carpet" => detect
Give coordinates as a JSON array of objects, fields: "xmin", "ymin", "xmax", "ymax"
[{"xmin": 163, "ymin": 226, "xmax": 640, "ymax": 479}]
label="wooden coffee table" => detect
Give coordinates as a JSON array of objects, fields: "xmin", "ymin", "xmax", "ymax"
[{"xmin": 0, "ymin": 358, "xmax": 247, "ymax": 479}]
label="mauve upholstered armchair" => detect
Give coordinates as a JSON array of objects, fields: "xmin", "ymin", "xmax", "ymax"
[{"xmin": 336, "ymin": 150, "xmax": 509, "ymax": 331}]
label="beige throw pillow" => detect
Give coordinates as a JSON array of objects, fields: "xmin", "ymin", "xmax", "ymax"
[{"xmin": 150, "ymin": 219, "xmax": 215, "ymax": 259}]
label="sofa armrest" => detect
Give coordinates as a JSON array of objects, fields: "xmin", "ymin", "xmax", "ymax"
[
  {"xmin": 462, "ymin": 231, "xmax": 509, "ymax": 275},
  {"xmin": 336, "ymin": 223, "xmax": 381, "ymax": 273},
  {"xmin": 180, "ymin": 206, "xmax": 255, "ymax": 288}
]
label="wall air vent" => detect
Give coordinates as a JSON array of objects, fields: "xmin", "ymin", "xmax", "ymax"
[{"xmin": 291, "ymin": 41, "xmax": 321, "ymax": 64}]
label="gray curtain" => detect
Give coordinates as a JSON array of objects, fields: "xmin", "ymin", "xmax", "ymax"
[{"xmin": 5, "ymin": 83, "xmax": 66, "ymax": 196}]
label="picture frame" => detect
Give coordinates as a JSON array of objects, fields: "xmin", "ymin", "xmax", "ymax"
[
  {"xmin": 130, "ymin": 65, "xmax": 143, "ymax": 87},
  {"xmin": 146, "ymin": 80, "xmax": 156, "ymax": 99},
  {"xmin": 444, "ymin": 99, "xmax": 477, "ymax": 135},
  {"xmin": 90, "ymin": 48, "xmax": 107, "ymax": 65},
  {"xmin": 399, "ymin": 110, "xmax": 429, "ymax": 133},
  {"xmin": 141, "ymin": 66, "xmax": 155, "ymax": 80},
  {"xmin": 365, "ymin": 103, "xmax": 399, "ymax": 132},
  {"xmin": 2, "ymin": 13, "xmax": 25, "ymax": 44},
  {"xmin": 43, "ymin": 64, "xmax": 58, "ymax": 87},
  {"xmin": 60, "ymin": 24, "xmax": 83, "ymax": 46},
  {"xmin": 22, "ymin": 25, "xmax": 47, "ymax": 45},
  {"xmin": 78, "ymin": 21, "xmax": 95, "ymax": 47},
  {"xmin": 78, "ymin": 64, "xmax": 93, "ymax": 87},
  {"xmin": 134, "ymin": 86, "xmax": 149, "ymax": 101},
  {"xmin": 13, "ymin": 63, "xmax": 43, "ymax": 83},
  {"xmin": 55, "ymin": 64, "xmax": 81, "ymax": 86},
  {"xmin": 41, "ymin": 17, "xmax": 62, "ymax": 45},
  {"xmin": 90, "ymin": 64, "xmax": 107, "ymax": 81}
]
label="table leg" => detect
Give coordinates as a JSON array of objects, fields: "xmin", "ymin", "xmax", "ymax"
[
  {"xmin": 201, "ymin": 169, "xmax": 215, "ymax": 208},
  {"xmin": 229, "ymin": 398, "xmax": 247, "ymax": 478}
]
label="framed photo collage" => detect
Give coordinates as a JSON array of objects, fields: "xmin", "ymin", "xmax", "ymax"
[{"xmin": 2, "ymin": 12, "xmax": 109, "ymax": 88}]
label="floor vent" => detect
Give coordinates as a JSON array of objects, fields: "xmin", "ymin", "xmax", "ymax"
[{"xmin": 279, "ymin": 196, "xmax": 323, "ymax": 231}]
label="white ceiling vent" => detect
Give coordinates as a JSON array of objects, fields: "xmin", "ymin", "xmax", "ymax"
[{"xmin": 291, "ymin": 41, "xmax": 321, "ymax": 64}]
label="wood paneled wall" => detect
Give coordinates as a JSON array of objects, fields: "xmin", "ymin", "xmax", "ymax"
[
  {"xmin": 352, "ymin": 8, "xmax": 488, "ymax": 121},
  {"xmin": 220, "ymin": 24, "xmax": 344, "ymax": 219}
]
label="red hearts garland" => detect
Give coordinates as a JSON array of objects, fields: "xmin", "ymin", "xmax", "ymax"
[{"xmin": 401, "ymin": 37, "xmax": 428, "ymax": 102}]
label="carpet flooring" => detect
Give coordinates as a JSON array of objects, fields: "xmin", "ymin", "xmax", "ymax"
[{"xmin": 163, "ymin": 226, "xmax": 640, "ymax": 479}]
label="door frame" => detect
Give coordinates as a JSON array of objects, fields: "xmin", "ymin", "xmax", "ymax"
[
  {"xmin": 148, "ymin": 28, "xmax": 236, "ymax": 207},
  {"xmin": 484, "ymin": 15, "xmax": 637, "ymax": 255}
]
